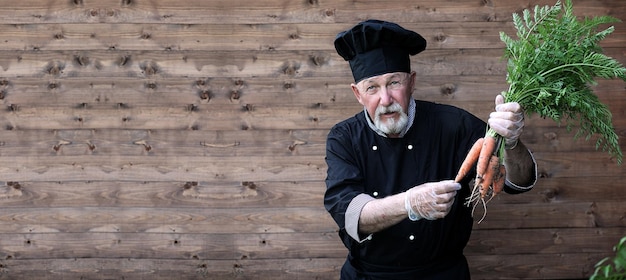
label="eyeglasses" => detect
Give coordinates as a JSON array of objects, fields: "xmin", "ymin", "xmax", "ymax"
[{"xmin": 360, "ymin": 74, "xmax": 410, "ymax": 95}]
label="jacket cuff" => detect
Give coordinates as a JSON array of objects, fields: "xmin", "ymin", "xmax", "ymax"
[{"xmin": 345, "ymin": 193, "xmax": 375, "ymax": 243}]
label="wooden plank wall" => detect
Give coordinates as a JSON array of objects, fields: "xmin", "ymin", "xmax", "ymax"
[{"xmin": 0, "ymin": 0, "xmax": 624, "ymax": 279}]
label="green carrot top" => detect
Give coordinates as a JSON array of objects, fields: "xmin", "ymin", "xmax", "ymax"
[{"xmin": 499, "ymin": 0, "xmax": 626, "ymax": 164}]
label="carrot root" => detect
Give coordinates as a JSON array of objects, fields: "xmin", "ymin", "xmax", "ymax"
[{"xmin": 464, "ymin": 134, "xmax": 503, "ymax": 224}]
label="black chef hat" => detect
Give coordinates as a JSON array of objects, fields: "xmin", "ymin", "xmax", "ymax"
[{"xmin": 334, "ymin": 19, "xmax": 427, "ymax": 83}]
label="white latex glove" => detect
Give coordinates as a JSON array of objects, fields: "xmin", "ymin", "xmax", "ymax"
[
  {"xmin": 404, "ymin": 180, "xmax": 461, "ymax": 221},
  {"xmin": 488, "ymin": 94, "xmax": 524, "ymax": 149}
]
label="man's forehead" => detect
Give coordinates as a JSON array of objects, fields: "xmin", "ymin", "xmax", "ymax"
[{"xmin": 361, "ymin": 72, "xmax": 408, "ymax": 84}]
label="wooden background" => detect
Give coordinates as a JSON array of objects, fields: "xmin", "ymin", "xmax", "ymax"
[{"xmin": 0, "ymin": 0, "xmax": 624, "ymax": 279}]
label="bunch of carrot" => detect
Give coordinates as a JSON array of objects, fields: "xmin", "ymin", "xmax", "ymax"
[
  {"xmin": 455, "ymin": 0, "xmax": 626, "ymax": 224},
  {"xmin": 454, "ymin": 131, "xmax": 506, "ymax": 223}
]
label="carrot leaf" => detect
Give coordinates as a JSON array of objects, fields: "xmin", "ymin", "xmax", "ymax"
[{"xmin": 500, "ymin": 0, "xmax": 626, "ymax": 164}]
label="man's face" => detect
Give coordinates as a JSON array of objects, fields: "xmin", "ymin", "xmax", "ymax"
[{"xmin": 351, "ymin": 71, "xmax": 415, "ymax": 136}]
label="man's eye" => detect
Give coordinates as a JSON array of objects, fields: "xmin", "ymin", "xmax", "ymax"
[{"xmin": 388, "ymin": 80, "xmax": 403, "ymax": 89}]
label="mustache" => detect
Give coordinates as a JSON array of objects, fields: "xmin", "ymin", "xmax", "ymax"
[{"xmin": 376, "ymin": 103, "xmax": 403, "ymax": 115}]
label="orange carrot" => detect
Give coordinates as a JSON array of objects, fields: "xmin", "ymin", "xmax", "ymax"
[
  {"xmin": 455, "ymin": 137, "xmax": 484, "ymax": 182},
  {"xmin": 464, "ymin": 134, "xmax": 502, "ymax": 224},
  {"xmin": 476, "ymin": 135, "xmax": 497, "ymax": 179},
  {"xmin": 491, "ymin": 164, "xmax": 506, "ymax": 198},
  {"xmin": 480, "ymin": 155, "xmax": 500, "ymax": 198}
]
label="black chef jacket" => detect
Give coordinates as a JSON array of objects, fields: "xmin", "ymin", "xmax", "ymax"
[{"xmin": 325, "ymin": 100, "xmax": 494, "ymax": 279}]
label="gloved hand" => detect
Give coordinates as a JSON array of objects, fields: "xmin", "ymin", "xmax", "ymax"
[
  {"xmin": 404, "ymin": 180, "xmax": 461, "ymax": 221},
  {"xmin": 488, "ymin": 94, "xmax": 524, "ymax": 149}
]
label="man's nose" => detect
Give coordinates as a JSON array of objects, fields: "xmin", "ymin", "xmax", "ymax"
[{"xmin": 378, "ymin": 87, "xmax": 393, "ymax": 106}]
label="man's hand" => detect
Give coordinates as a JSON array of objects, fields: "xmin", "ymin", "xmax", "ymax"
[
  {"xmin": 405, "ymin": 180, "xmax": 461, "ymax": 220},
  {"xmin": 488, "ymin": 94, "xmax": 524, "ymax": 149}
]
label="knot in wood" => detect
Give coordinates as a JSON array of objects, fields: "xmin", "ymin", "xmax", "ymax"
[
  {"xmin": 242, "ymin": 104, "xmax": 254, "ymax": 112},
  {"xmin": 74, "ymin": 55, "xmax": 90, "ymax": 67},
  {"xmin": 7, "ymin": 181, "xmax": 21, "ymax": 190},
  {"xmin": 481, "ymin": 0, "xmax": 494, "ymax": 7},
  {"xmin": 434, "ymin": 32, "xmax": 447, "ymax": 42},
  {"xmin": 541, "ymin": 188, "xmax": 559, "ymax": 202},
  {"xmin": 310, "ymin": 55, "xmax": 327, "ymax": 66},
  {"xmin": 233, "ymin": 79, "xmax": 245, "ymax": 87},
  {"xmin": 186, "ymin": 104, "xmax": 198, "ymax": 112},
  {"xmin": 283, "ymin": 82, "xmax": 294, "ymax": 90},
  {"xmin": 199, "ymin": 90, "xmax": 211, "ymax": 100},
  {"xmin": 230, "ymin": 90, "xmax": 240, "ymax": 100},
  {"xmin": 242, "ymin": 181, "xmax": 257, "ymax": 190},
  {"xmin": 118, "ymin": 55, "xmax": 131, "ymax": 67},
  {"xmin": 183, "ymin": 181, "xmax": 198, "ymax": 190},
  {"xmin": 551, "ymin": 232, "xmax": 563, "ymax": 244},
  {"xmin": 144, "ymin": 82, "xmax": 157, "ymax": 90},
  {"xmin": 140, "ymin": 61, "xmax": 160, "ymax": 76},
  {"xmin": 281, "ymin": 61, "xmax": 301, "ymax": 76},
  {"xmin": 106, "ymin": 9, "xmax": 117, "ymax": 17},
  {"xmin": 133, "ymin": 140, "xmax": 151, "ymax": 151},
  {"xmin": 440, "ymin": 83, "xmax": 457, "ymax": 95},
  {"xmin": 45, "ymin": 61, "xmax": 65, "ymax": 76},
  {"xmin": 483, "ymin": 14, "xmax": 497, "ymax": 22}
]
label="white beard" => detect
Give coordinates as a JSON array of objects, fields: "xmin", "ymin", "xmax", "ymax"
[{"xmin": 374, "ymin": 103, "xmax": 409, "ymax": 135}]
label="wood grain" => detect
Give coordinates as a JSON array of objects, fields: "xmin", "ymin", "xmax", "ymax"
[{"xmin": 0, "ymin": 0, "xmax": 624, "ymax": 279}]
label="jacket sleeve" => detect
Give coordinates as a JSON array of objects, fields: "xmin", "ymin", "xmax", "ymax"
[
  {"xmin": 503, "ymin": 151, "xmax": 538, "ymax": 194},
  {"xmin": 324, "ymin": 125, "xmax": 367, "ymax": 236}
]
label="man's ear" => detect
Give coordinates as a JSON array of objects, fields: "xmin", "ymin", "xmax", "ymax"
[
  {"xmin": 409, "ymin": 71, "xmax": 417, "ymax": 90},
  {"xmin": 351, "ymin": 83, "xmax": 364, "ymax": 106}
]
